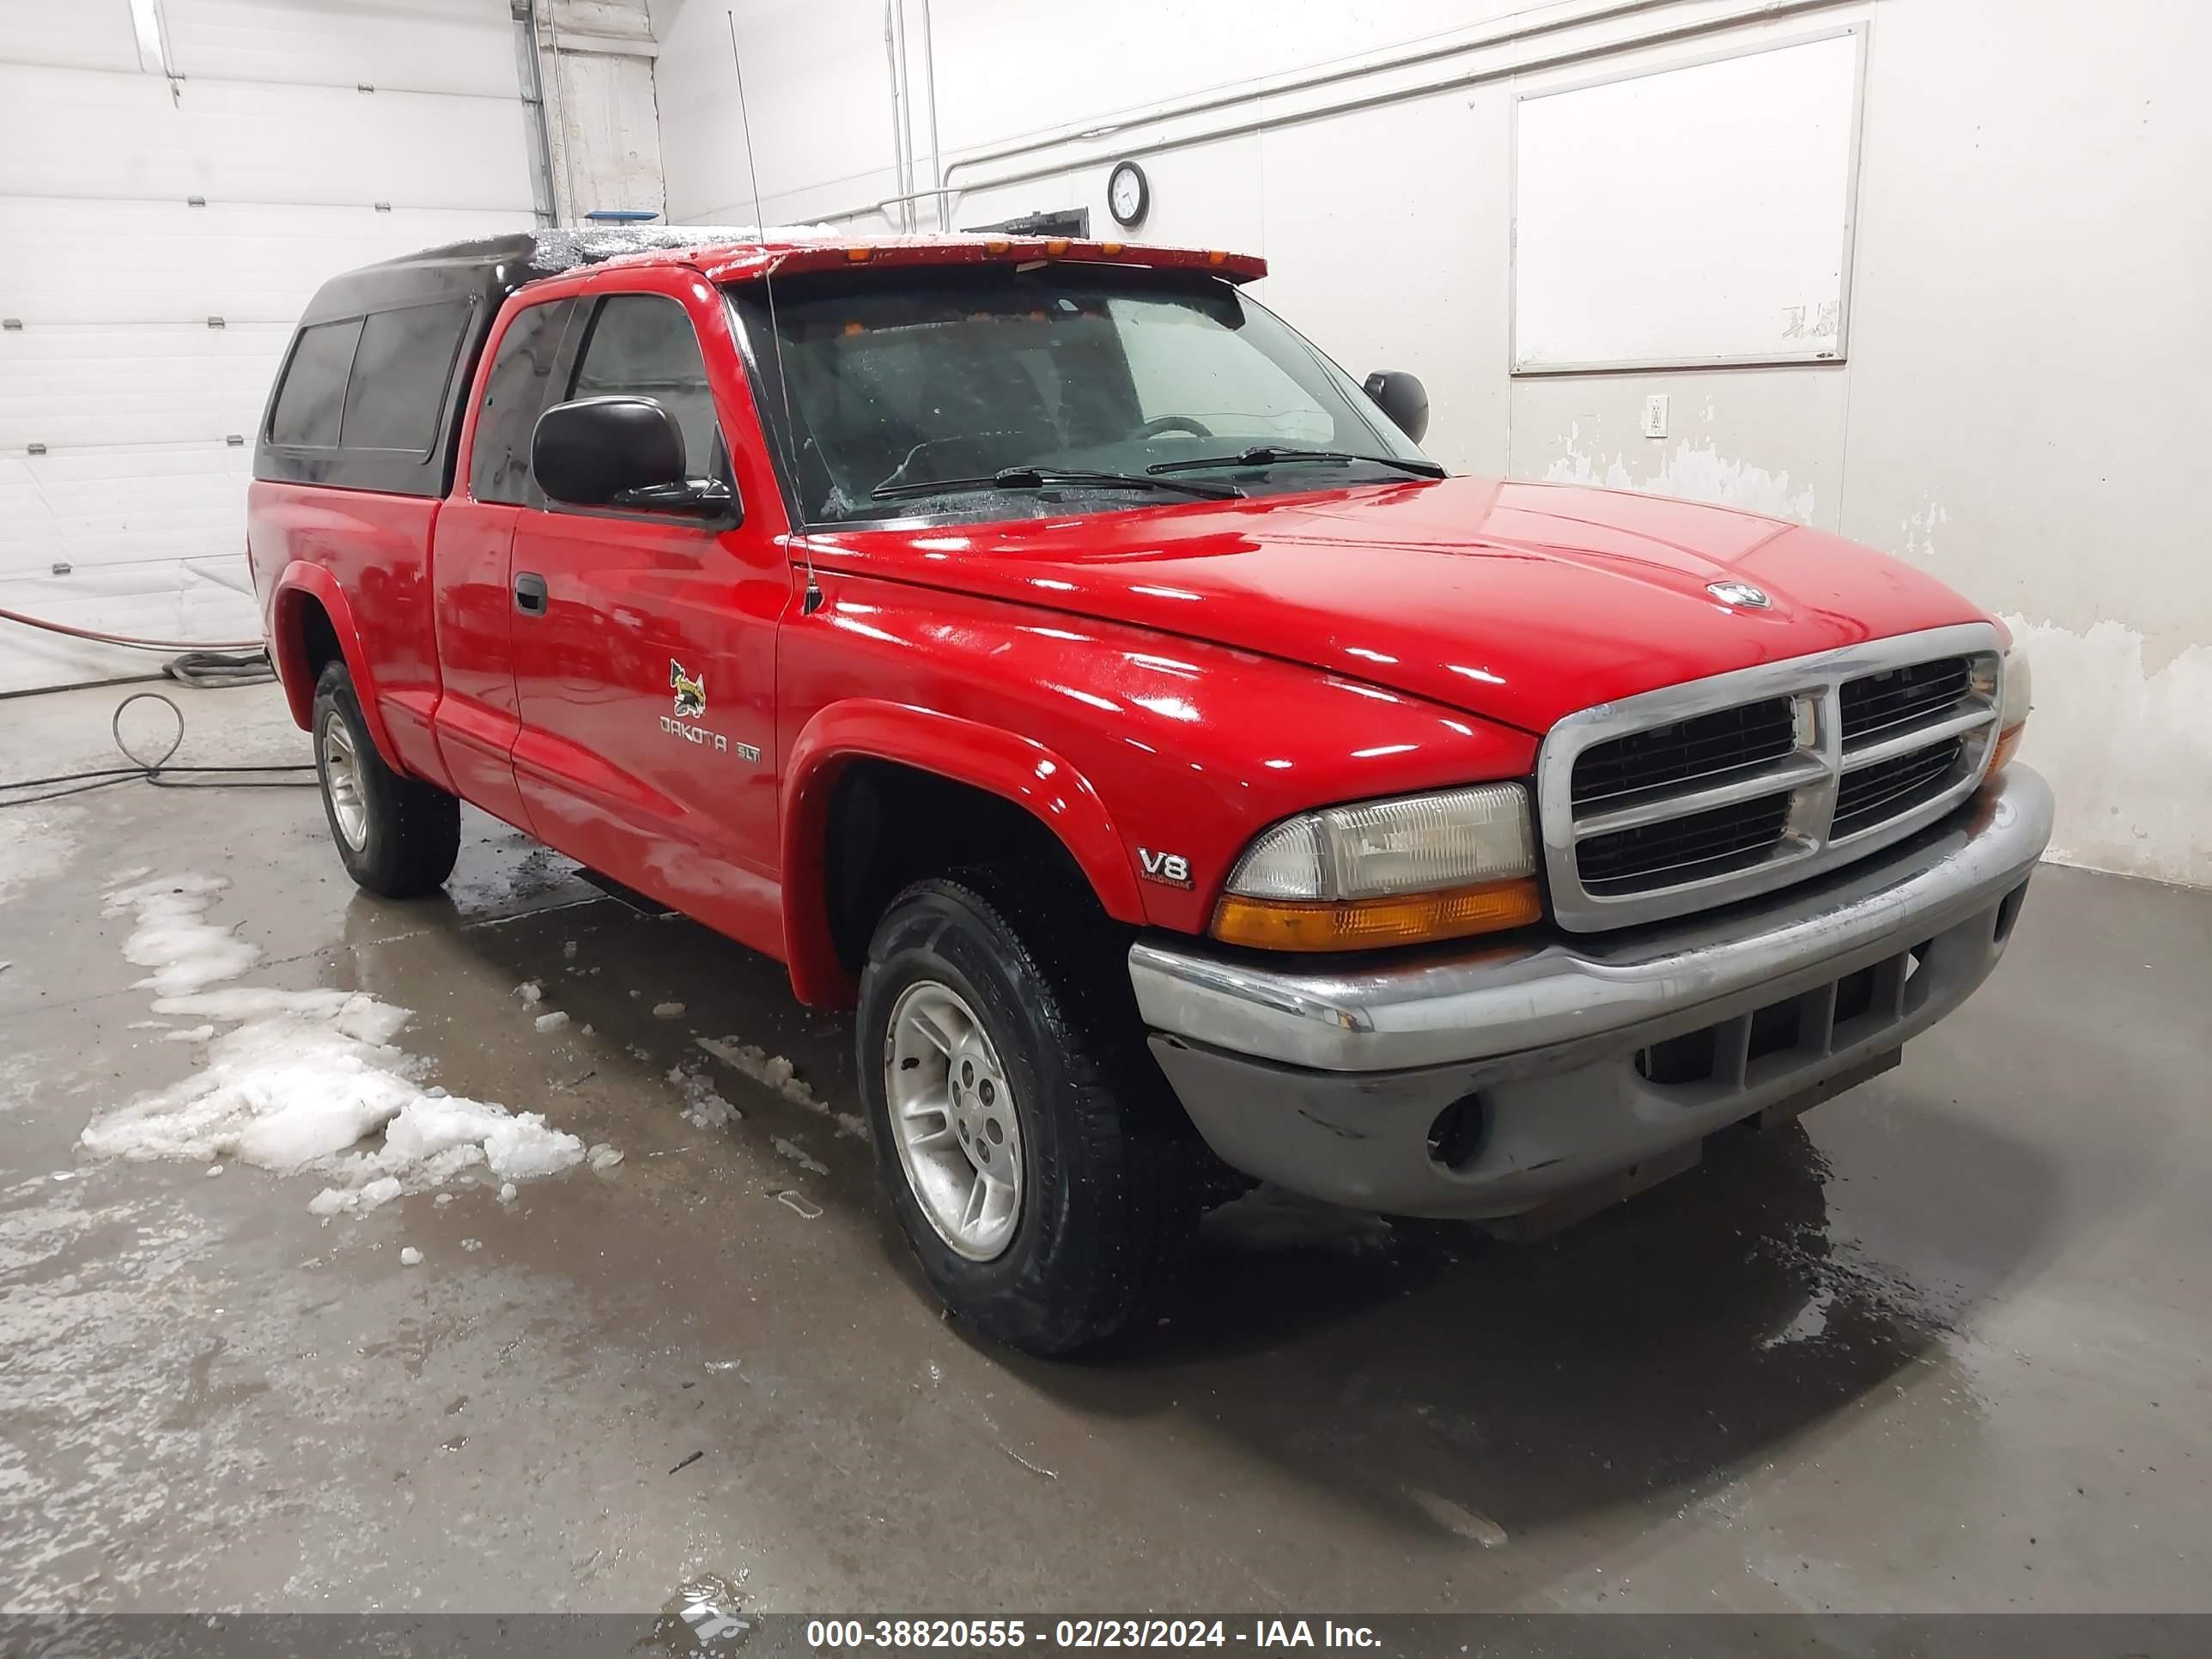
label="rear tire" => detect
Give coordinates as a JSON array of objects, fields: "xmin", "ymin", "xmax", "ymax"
[
  {"xmin": 311, "ymin": 660, "xmax": 459, "ymax": 898},
  {"xmin": 857, "ymin": 869, "xmax": 1204, "ymax": 1355}
]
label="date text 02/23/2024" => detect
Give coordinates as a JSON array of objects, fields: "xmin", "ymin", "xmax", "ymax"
[{"xmin": 802, "ymin": 1620, "xmax": 1382, "ymax": 1649}]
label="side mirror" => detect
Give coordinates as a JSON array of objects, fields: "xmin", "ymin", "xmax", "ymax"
[
  {"xmin": 1362, "ymin": 370, "xmax": 1430, "ymax": 445},
  {"xmin": 532, "ymin": 395, "xmax": 735, "ymax": 520}
]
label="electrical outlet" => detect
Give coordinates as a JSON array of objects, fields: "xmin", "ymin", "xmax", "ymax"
[{"xmin": 1641, "ymin": 394, "xmax": 1670, "ymax": 439}]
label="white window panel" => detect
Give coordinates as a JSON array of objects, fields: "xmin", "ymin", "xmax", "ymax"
[
  {"xmin": 0, "ymin": 324, "xmax": 292, "ymax": 450},
  {"xmin": 161, "ymin": 0, "xmax": 518, "ymax": 97},
  {"xmin": 1, "ymin": 199, "xmax": 537, "ymax": 325},
  {"xmin": 1, "ymin": 67, "xmax": 534, "ymax": 210}
]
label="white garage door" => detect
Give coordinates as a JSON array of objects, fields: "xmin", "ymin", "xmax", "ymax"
[{"xmin": 0, "ymin": 0, "xmax": 540, "ymax": 694}]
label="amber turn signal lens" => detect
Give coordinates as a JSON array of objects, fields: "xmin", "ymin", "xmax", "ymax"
[
  {"xmin": 1212, "ymin": 878, "xmax": 1542, "ymax": 951},
  {"xmin": 1990, "ymin": 722, "xmax": 2026, "ymax": 776}
]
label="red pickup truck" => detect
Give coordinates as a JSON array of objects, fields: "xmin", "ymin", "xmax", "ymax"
[{"xmin": 247, "ymin": 228, "xmax": 2051, "ymax": 1353}]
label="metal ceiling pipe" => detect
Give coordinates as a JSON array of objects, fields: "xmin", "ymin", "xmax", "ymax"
[
  {"xmin": 883, "ymin": 0, "xmax": 915, "ymax": 231},
  {"xmin": 916, "ymin": 0, "xmax": 944, "ymax": 230},
  {"xmin": 509, "ymin": 0, "xmax": 560, "ymax": 227}
]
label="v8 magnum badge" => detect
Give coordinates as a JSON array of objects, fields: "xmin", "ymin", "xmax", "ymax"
[
  {"xmin": 671, "ymin": 659, "xmax": 708, "ymax": 718},
  {"xmin": 661, "ymin": 659, "xmax": 759, "ymax": 762},
  {"xmin": 1138, "ymin": 848, "xmax": 1193, "ymax": 889}
]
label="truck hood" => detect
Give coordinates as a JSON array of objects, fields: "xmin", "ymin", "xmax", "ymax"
[{"xmin": 807, "ymin": 477, "xmax": 1990, "ymax": 734}]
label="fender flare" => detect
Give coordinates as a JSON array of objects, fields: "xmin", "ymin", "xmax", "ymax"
[
  {"xmin": 268, "ymin": 562, "xmax": 403, "ymax": 769},
  {"xmin": 779, "ymin": 698, "xmax": 1145, "ymax": 1006}
]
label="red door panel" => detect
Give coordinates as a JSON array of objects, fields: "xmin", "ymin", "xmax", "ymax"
[
  {"xmin": 510, "ymin": 513, "xmax": 788, "ymax": 954},
  {"xmin": 506, "ymin": 277, "xmax": 795, "ymax": 958},
  {"xmin": 429, "ymin": 496, "xmax": 530, "ymax": 830},
  {"xmin": 425, "ymin": 292, "xmax": 577, "ymax": 832}
]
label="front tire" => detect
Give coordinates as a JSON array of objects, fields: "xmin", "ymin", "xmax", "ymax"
[
  {"xmin": 311, "ymin": 660, "xmax": 459, "ymax": 898},
  {"xmin": 857, "ymin": 871, "xmax": 1203, "ymax": 1354}
]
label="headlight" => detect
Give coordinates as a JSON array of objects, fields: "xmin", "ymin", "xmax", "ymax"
[
  {"xmin": 1990, "ymin": 643, "xmax": 2032, "ymax": 774},
  {"xmin": 1212, "ymin": 783, "xmax": 1541, "ymax": 951}
]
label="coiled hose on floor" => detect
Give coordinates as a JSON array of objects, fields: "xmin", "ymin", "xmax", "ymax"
[{"xmin": 0, "ymin": 690, "xmax": 317, "ymax": 809}]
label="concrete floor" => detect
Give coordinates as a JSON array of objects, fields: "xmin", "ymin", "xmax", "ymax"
[{"xmin": 1, "ymin": 678, "xmax": 2206, "ymax": 1616}]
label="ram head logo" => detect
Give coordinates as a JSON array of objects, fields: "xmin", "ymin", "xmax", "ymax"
[{"xmin": 670, "ymin": 660, "xmax": 708, "ymax": 719}]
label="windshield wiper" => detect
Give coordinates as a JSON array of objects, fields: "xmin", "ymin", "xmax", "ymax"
[
  {"xmin": 872, "ymin": 465, "xmax": 1242, "ymax": 502},
  {"xmin": 1147, "ymin": 446, "xmax": 1446, "ymax": 480}
]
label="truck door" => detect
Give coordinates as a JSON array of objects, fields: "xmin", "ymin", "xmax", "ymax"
[
  {"xmin": 430, "ymin": 295, "xmax": 573, "ymax": 833},
  {"xmin": 507, "ymin": 280, "xmax": 792, "ymax": 957}
]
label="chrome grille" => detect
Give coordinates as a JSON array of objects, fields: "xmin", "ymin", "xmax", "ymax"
[
  {"xmin": 1537, "ymin": 623, "xmax": 2006, "ymax": 932},
  {"xmin": 1832, "ymin": 736, "xmax": 1964, "ymax": 836},
  {"xmin": 1578, "ymin": 792, "xmax": 1793, "ymax": 893},
  {"xmin": 1571, "ymin": 697, "xmax": 1797, "ymax": 808},
  {"xmin": 1839, "ymin": 655, "xmax": 1973, "ymax": 743}
]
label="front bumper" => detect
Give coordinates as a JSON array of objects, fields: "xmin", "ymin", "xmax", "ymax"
[{"xmin": 1131, "ymin": 764, "xmax": 2053, "ymax": 1219}]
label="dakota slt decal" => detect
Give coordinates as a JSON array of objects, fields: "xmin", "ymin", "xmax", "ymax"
[{"xmin": 661, "ymin": 659, "xmax": 758, "ymax": 760}]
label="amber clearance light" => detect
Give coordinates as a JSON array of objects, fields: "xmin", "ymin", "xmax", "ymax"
[{"xmin": 1211, "ymin": 783, "xmax": 1540, "ymax": 952}]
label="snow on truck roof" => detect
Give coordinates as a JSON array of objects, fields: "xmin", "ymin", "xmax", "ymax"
[{"xmin": 325, "ymin": 225, "xmax": 1266, "ymax": 317}]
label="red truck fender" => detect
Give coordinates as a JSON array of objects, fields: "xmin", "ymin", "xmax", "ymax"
[
  {"xmin": 779, "ymin": 698, "xmax": 1146, "ymax": 1006},
  {"xmin": 268, "ymin": 562, "xmax": 404, "ymax": 770}
]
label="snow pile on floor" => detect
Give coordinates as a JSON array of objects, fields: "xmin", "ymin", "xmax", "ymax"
[
  {"xmin": 772, "ymin": 1136, "xmax": 829, "ymax": 1176},
  {"xmin": 81, "ymin": 874, "xmax": 594, "ymax": 1212},
  {"xmin": 667, "ymin": 1065, "xmax": 741, "ymax": 1130},
  {"xmin": 104, "ymin": 873, "xmax": 262, "ymax": 994},
  {"xmin": 696, "ymin": 1035, "xmax": 866, "ymax": 1138}
]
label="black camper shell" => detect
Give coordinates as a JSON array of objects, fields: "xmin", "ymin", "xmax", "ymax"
[{"xmin": 252, "ymin": 228, "xmax": 733, "ymax": 499}]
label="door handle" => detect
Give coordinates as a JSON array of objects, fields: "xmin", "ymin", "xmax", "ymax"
[{"xmin": 514, "ymin": 572, "xmax": 547, "ymax": 616}]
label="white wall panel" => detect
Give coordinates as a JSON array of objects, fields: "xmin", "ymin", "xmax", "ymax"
[
  {"xmin": 1255, "ymin": 86, "xmax": 1513, "ymax": 479},
  {"xmin": 0, "ymin": 68, "xmax": 535, "ymax": 210},
  {"xmin": 0, "ymin": 325, "xmax": 290, "ymax": 450},
  {"xmin": 655, "ymin": 0, "xmax": 896, "ymax": 224},
  {"xmin": 0, "ymin": 0, "xmax": 142, "ymax": 71},
  {"xmin": 927, "ymin": 0, "xmax": 1536, "ymax": 155},
  {"xmin": 2, "ymin": 200, "xmax": 538, "ymax": 325},
  {"xmin": 0, "ymin": 447, "xmax": 256, "ymax": 576},
  {"xmin": 161, "ymin": 0, "xmax": 518, "ymax": 94}
]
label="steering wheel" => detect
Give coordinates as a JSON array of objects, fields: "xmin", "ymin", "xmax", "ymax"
[{"xmin": 1133, "ymin": 414, "xmax": 1215, "ymax": 441}]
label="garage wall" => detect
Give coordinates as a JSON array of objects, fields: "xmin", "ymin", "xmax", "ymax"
[
  {"xmin": 0, "ymin": 0, "xmax": 542, "ymax": 694},
  {"xmin": 651, "ymin": 0, "xmax": 2212, "ymax": 889}
]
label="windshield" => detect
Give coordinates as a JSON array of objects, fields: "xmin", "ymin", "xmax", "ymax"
[{"xmin": 731, "ymin": 265, "xmax": 1436, "ymax": 526}]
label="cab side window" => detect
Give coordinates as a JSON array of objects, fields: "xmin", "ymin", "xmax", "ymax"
[
  {"xmin": 470, "ymin": 299, "xmax": 570, "ymax": 504},
  {"xmin": 567, "ymin": 294, "xmax": 725, "ymax": 484}
]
